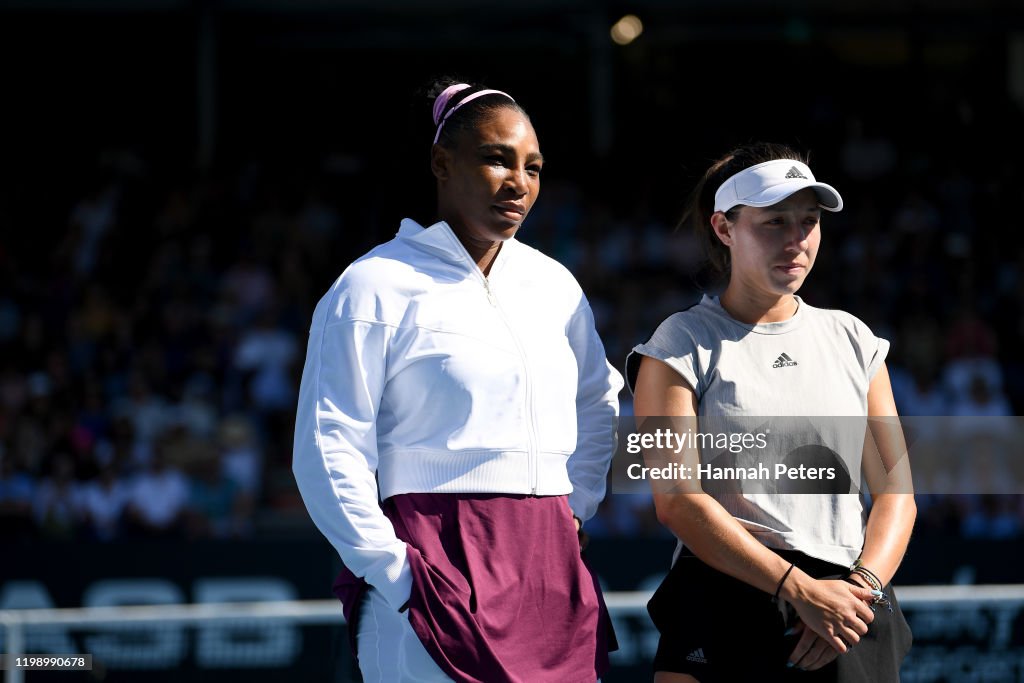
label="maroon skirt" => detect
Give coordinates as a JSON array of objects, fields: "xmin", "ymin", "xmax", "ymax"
[{"xmin": 332, "ymin": 493, "xmax": 615, "ymax": 683}]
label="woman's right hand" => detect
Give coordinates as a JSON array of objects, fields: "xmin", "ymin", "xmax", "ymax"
[{"xmin": 784, "ymin": 575, "xmax": 875, "ymax": 654}]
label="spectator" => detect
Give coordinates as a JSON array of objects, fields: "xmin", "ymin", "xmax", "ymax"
[
  {"xmin": 0, "ymin": 453, "xmax": 36, "ymax": 539},
  {"xmin": 187, "ymin": 455, "xmax": 250, "ymax": 538},
  {"xmin": 123, "ymin": 445, "xmax": 189, "ymax": 537},
  {"xmin": 219, "ymin": 415, "xmax": 262, "ymax": 498},
  {"xmin": 233, "ymin": 304, "xmax": 298, "ymax": 414},
  {"xmin": 32, "ymin": 454, "xmax": 82, "ymax": 539},
  {"xmin": 79, "ymin": 464, "xmax": 129, "ymax": 541}
]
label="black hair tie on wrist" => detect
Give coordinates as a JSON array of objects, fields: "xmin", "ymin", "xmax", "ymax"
[{"xmin": 773, "ymin": 562, "xmax": 796, "ymax": 603}]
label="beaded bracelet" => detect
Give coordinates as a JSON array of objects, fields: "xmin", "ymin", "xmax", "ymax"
[
  {"xmin": 848, "ymin": 560, "xmax": 893, "ymax": 613},
  {"xmin": 851, "ymin": 566, "xmax": 882, "ymax": 592},
  {"xmin": 850, "ymin": 558, "xmax": 883, "ymax": 589}
]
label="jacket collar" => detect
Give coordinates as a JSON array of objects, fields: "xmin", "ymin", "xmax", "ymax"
[{"xmin": 397, "ymin": 218, "xmax": 516, "ymax": 278}]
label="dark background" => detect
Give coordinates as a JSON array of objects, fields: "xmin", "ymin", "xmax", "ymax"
[{"xmin": 2, "ymin": 1, "xmax": 1024, "ymax": 680}]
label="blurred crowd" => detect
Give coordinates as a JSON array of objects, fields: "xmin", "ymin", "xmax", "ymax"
[{"xmin": 2, "ymin": 97, "xmax": 1024, "ymax": 545}]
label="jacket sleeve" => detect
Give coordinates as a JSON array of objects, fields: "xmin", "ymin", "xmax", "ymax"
[
  {"xmin": 292, "ymin": 304, "xmax": 412, "ymax": 612},
  {"xmin": 565, "ymin": 298, "xmax": 624, "ymax": 522}
]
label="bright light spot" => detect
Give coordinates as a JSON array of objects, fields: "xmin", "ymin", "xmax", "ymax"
[{"xmin": 610, "ymin": 15, "xmax": 643, "ymax": 46}]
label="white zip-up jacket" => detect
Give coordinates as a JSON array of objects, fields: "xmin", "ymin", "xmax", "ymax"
[{"xmin": 293, "ymin": 218, "xmax": 623, "ymax": 611}]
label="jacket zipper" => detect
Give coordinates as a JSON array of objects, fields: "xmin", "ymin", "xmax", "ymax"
[
  {"xmin": 484, "ymin": 278, "xmax": 540, "ymax": 494},
  {"xmin": 451, "ymin": 234, "xmax": 540, "ymax": 494},
  {"xmin": 483, "ymin": 278, "xmax": 497, "ymax": 307}
]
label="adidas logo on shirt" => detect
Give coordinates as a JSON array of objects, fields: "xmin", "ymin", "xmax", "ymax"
[
  {"xmin": 772, "ymin": 353, "xmax": 798, "ymax": 368},
  {"xmin": 784, "ymin": 166, "xmax": 807, "ymax": 179},
  {"xmin": 686, "ymin": 648, "xmax": 708, "ymax": 664}
]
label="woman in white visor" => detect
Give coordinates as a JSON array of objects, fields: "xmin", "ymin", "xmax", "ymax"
[{"xmin": 628, "ymin": 143, "xmax": 916, "ymax": 682}]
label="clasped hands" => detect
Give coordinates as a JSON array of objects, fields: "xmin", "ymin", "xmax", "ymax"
[{"xmin": 784, "ymin": 575, "xmax": 879, "ymax": 671}]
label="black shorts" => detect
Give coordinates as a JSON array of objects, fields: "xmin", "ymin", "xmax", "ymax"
[{"xmin": 648, "ymin": 548, "xmax": 912, "ymax": 683}]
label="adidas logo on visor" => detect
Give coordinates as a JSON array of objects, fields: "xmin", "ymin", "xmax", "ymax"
[
  {"xmin": 785, "ymin": 166, "xmax": 807, "ymax": 179},
  {"xmin": 686, "ymin": 648, "xmax": 708, "ymax": 663}
]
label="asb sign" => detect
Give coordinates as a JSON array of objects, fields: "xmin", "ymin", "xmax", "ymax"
[{"xmin": 0, "ymin": 577, "xmax": 302, "ymax": 669}]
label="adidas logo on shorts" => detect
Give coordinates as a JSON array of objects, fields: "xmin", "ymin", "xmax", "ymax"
[
  {"xmin": 772, "ymin": 353, "xmax": 798, "ymax": 368},
  {"xmin": 686, "ymin": 648, "xmax": 708, "ymax": 664}
]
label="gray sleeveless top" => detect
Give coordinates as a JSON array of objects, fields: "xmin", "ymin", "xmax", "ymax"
[{"xmin": 627, "ymin": 295, "xmax": 889, "ymax": 567}]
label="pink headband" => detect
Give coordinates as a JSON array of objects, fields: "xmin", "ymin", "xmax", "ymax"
[{"xmin": 432, "ymin": 83, "xmax": 515, "ymax": 145}]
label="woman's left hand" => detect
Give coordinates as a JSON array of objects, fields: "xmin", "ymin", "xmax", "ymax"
[
  {"xmin": 787, "ymin": 621, "xmax": 840, "ymax": 671},
  {"xmin": 572, "ymin": 515, "xmax": 589, "ymax": 551}
]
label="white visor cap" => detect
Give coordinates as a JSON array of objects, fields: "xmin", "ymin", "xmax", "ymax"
[{"xmin": 713, "ymin": 159, "xmax": 843, "ymax": 213}]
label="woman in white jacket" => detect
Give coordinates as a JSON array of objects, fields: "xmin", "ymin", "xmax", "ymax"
[{"xmin": 292, "ymin": 78, "xmax": 623, "ymax": 683}]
